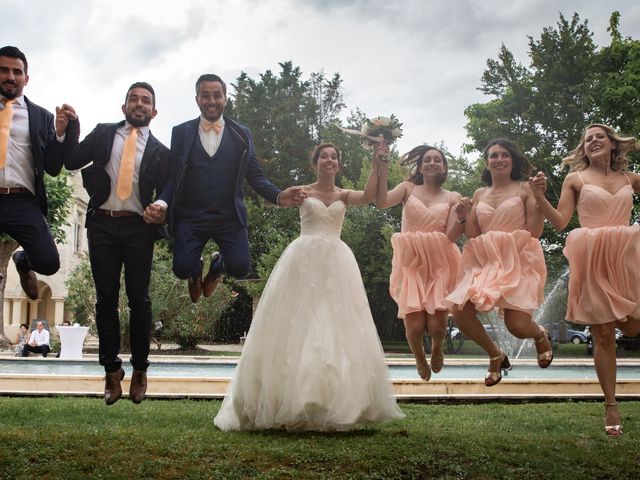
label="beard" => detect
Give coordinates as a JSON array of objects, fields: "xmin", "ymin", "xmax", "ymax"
[
  {"xmin": 125, "ymin": 111, "xmax": 151, "ymax": 128},
  {"xmin": 0, "ymin": 83, "xmax": 19, "ymax": 99}
]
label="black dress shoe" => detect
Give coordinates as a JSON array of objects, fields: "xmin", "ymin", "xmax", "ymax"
[
  {"xmin": 12, "ymin": 252, "xmax": 39, "ymax": 300},
  {"xmin": 202, "ymin": 252, "xmax": 222, "ymax": 298},
  {"xmin": 129, "ymin": 370, "xmax": 148, "ymax": 404},
  {"xmin": 104, "ymin": 368, "xmax": 125, "ymax": 405},
  {"xmin": 188, "ymin": 275, "xmax": 203, "ymax": 303}
]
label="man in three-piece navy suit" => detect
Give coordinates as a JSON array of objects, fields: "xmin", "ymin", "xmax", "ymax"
[
  {"xmin": 64, "ymin": 82, "xmax": 170, "ymax": 405},
  {"xmin": 0, "ymin": 46, "xmax": 77, "ymax": 300},
  {"xmin": 155, "ymin": 74, "xmax": 304, "ymax": 303}
]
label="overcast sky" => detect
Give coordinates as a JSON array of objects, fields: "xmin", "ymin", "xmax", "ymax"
[{"xmin": 4, "ymin": 0, "xmax": 640, "ymax": 159}]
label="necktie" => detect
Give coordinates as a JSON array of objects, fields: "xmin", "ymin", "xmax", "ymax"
[
  {"xmin": 116, "ymin": 127, "xmax": 138, "ymax": 200},
  {"xmin": 201, "ymin": 119, "xmax": 223, "ymax": 134},
  {"xmin": 0, "ymin": 99, "xmax": 15, "ymax": 169}
]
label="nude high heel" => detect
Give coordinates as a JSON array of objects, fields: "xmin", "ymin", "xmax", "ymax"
[
  {"xmin": 416, "ymin": 356, "xmax": 432, "ymax": 382},
  {"xmin": 604, "ymin": 402, "xmax": 623, "ymax": 438},
  {"xmin": 485, "ymin": 351, "xmax": 511, "ymax": 387},
  {"xmin": 535, "ymin": 326, "xmax": 554, "ymax": 369}
]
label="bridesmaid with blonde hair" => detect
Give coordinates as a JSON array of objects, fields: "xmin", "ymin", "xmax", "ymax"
[{"xmin": 531, "ymin": 124, "xmax": 640, "ymax": 437}]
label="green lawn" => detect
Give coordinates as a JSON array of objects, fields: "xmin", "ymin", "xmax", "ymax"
[{"xmin": 1, "ymin": 397, "xmax": 639, "ymax": 479}]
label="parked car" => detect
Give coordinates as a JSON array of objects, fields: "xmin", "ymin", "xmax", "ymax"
[{"xmin": 567, "ymin": 329, "xmax": 588, "ymax": 344}]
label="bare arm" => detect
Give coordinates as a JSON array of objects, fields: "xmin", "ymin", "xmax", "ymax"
[
  {"xmin": 522, "ymin": 181, "xmax": 544, "ymax": 238},
  {"xmin": 342, "ymin": 153, "xmax": 383, "ymax": 206},
  {"xmin": 444, "ymin": 191, "xmax": 467, "ymax": 242},
  {"xmin": 464, "ymin": 188, "xmax": 484, "ymax": 238},
  {"xmin": 530, "ymin": 172, "xmax": 578, "ymax": 231}
]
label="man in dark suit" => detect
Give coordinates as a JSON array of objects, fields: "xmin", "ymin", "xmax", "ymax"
[
  {"xmin": 156, "ymin": 74, "xmax": 304, "ymax": 303},
  {"xmin": 64, "ymin": 82, "xmax": 170, "ymax": 405},
  {"xmin": 0, "ymin": 46, "xmax": 77, "ymax": 298}
]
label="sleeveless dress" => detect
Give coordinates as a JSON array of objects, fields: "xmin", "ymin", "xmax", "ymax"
[
  {"xmin": 214, "ymin": 197, "xmax": 404, "ymax": 432},
  {"xmin": 446, "ymin": 186, "xmax": 546, "ymax": 314},
  {"xmin": 564, "ymin": 173, "xmax": 640, "ymax": 324},
  {"xmin": 389, "ymin": 194, "xmax": 461, "ymax": 318}
]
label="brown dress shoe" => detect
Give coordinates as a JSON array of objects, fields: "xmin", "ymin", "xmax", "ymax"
[
  {"xmin": 188, "ymin": 275, "xmax": 203, "ymax": 303},
  {"xmin": 129, "ymin": 370, "xmax": 148, "ymax": 404},
  {"xmin": 104, "ymin": 368, "xmax": 125, "ymax": 405},
  {"xmin": 202, "ymin": 252, "xmax": 222, "ymax": 298},
  {"xmin": 12, "ymin": 252, "xmax": 39, "ymax": 300}
]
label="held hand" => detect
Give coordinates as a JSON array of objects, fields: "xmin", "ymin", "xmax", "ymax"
[
  {"xmin": 143, "ymin": 204, "xmax": 167, "ymax": 224},
  {"xmin": 55, "ymin": 104, "xmax": 78, "ymax": 136},
  {"xmin": 278, "ymin": 186, "xmax": 308, "ymax": 207},
  {"xmin": 455, "ymin": 197, "xmax": 473, "ymax": 221},
  {"xmin": 373, "ymin": 141, "xmax": 390, "ymax": 164},
  {"xmin": 529, "ymin": 171, "xmax": 547, "ymax": 200}
]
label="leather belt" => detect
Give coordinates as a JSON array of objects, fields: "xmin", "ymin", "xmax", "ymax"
[
  {"xmin": 95, "ymin": 209, "xmax": 140, "ymax": 217},
  {"xmin": 0, "ymin": 187, "xmax": 31, "ymax": 194}
]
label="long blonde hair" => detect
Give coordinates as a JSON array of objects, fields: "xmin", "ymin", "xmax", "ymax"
[{"xmin": 561, "ymin": 123, "xmax": 639, "ymax": 171}]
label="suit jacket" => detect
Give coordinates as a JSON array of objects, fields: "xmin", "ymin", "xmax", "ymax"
[
  {"xmin": 24, "ymin": 96, "xmax": 78, "ymax": 215},
  {"xmin": 64, "ymin": 121, "xmax": 170, "ymax": 228},
  {"xmin": 158, "ymin": 116, "xmax": 281, "ymax": 231}
]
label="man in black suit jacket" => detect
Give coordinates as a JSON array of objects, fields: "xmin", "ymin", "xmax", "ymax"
[
  {"xmin": 156, "ymin": 74, "xmax": 304, "ymax": 303},
  {"xmin": 0, "ymin": 46, "xmax": 77, "ymax": 299},
  {"xmin": 64, "ymin": 82, "xmax": 170, "ymax": 405}
]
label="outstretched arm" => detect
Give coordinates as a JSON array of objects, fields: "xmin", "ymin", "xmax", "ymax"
[
  {"xmin": 529, "ymin": 172, "xmax": 577, "ymax": 231},
  {"xmin": 342, "ymin": 143, "xmax": 386, "ymax": 206}
]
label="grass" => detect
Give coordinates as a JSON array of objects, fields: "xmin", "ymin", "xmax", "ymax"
[{"xmin": 1, "ymin": 397, "xmax": 639, "ymax": 479}]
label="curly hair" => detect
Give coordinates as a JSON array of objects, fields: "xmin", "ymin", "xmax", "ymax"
[
  {"xmin": 561, "ymin": 124, "xmax": 639, "ymax": 172},
  {"xmin": 481, "ymin": 138, "xmax": 531, "ymax": 186},
  {"xmin": 400, "ymin": 145, "xmax": 447, "ymax": 185}
]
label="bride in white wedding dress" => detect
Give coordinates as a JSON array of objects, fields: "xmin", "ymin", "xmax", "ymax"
[{"xmin": 214, "ymin": 143, "xmax": 404, "ymax": 431}]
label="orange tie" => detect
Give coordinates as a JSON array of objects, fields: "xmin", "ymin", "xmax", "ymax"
[
  {"xmin": 0, "ymin": 99, "xmax": 15, "ymax": 169},
  {"xmin": 116, "ymin": 127, "xmax": 138, "ymax": 200},
  {"xmin": 201, "ymin": 119, "xmax": 223, "ymax": 134}
]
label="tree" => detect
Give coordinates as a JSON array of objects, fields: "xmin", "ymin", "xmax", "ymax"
[
  {"xmin": 0, "ymin": 172, "xmax": 73, "ymax": 346},
  {"xmin": 463, "ymin": 12, "xmax": 617, "ymax": 284}
]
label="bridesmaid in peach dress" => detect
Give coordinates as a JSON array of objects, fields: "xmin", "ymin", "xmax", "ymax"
[
  {"xmin": 531, "ymin": 124, "xmax": 640, "ymax": 437},
  {"xmin": 446, "ymin": 139, "xmax": 553, "ymax": 386},
  {"xmin": 376, "ymin": 145, "xmax": 466, "ymax": 380}
]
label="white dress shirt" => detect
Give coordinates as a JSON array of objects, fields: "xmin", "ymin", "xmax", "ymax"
[
  {"xmin": 0, "ymin": 95, "xmax": 35, "ymax": 193},
  {"xmin": 29, "ymin": 328, "xmax": 50, "ymax": 346},
  {"xmin": 198, "ymin": 116, "xmax": 225, "ymax": 157},
  {"xmin": 100, "ymin": 122, "xmax": 150, "ymax": 214}
]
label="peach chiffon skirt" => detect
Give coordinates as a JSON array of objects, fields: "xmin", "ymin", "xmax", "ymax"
[
  {"xmin": 390, "ymin": 231, "xmax": 460, "ymax": 318},
  {"xmin": 564, "ymin": 224, "xmax": 640, "ymax": 324},
  {"xmin": 446, "ymin": 230, "xmax": 546, "ymax": 314}
]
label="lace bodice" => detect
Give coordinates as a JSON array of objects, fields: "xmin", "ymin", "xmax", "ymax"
[{"xmin": 300, "ymin": 197, "xmax": 345, "ymax": 239}]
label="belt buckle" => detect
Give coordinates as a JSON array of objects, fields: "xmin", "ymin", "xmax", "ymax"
[
  {"xmin": 109, "ymin": 210, "xmax": 116, "ymax": 217},
  {"xmin": 0, "ymin": 187, "xmax": 10, "ymax": 194}
]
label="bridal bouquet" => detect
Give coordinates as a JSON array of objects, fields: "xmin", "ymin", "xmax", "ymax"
[
  {"xmin": 359, "ymin": 115, "xmax": 403, "ymax": 150},
  {"xmin": 336, "ymin": 115, "xmax": 403, "ymax": 162}
]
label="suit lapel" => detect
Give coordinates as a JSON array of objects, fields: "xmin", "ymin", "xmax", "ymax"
[
  {"xmin": 183, "ymin": 118, "xmax": 199, "ymax": 159},
  {"xmin": 24, "ymin": 97, "xmax": 41, "ymax": 158}
]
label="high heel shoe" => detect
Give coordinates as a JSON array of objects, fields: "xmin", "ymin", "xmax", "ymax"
[
  {"xmin": 416, "ymin": 356, "xmax": 432, "ymax": 382},
  {"xmin": 535, "ymin": 326, "xmax": 554, "ymax": 369},
  {"xmin": 430, "ymin": 348, "xmax": 444, "ymax": 374},
  {"xmin": 484, "ymin": 351, "xmax": 511, "ymax": 387},
  {"xmin": 604, "ymin": 402, "xmax": 623, "ymax": 437}
]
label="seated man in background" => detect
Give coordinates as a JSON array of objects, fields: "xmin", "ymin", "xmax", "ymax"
[{"xmin": 22, "ymin": 320, "xmax": 50, "ymax": 357}]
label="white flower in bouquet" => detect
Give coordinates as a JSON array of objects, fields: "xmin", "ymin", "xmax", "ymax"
[{"xmin": 360, "ymin": 115, "xmax": 403, "ymax": 150}]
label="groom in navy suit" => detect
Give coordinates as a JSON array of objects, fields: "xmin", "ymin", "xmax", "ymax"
[
  {"xmin": 0, "ymin": 46, "xmax": 77, "ymax": 299},
  {"xmin": 156, "ymin": 74, "xmax": 304, "ymax": 302}
]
